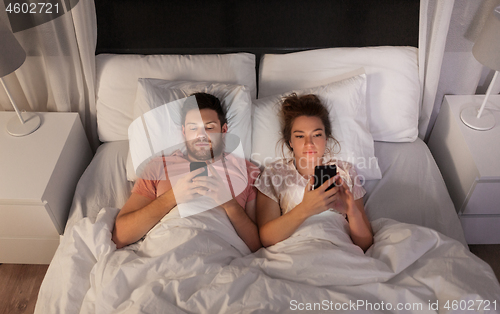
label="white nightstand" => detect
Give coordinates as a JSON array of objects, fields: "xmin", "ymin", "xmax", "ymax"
[
  {"xmin": 0, "ymin": 112, "xmax": 92, "ymax": 264},
  {"xmin": 428, "ymin": 95, "xmax": 500, "ymax": 244}
]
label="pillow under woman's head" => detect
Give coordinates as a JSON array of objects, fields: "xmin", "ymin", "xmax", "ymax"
[
  {"xmin": 259, "ymin": 47, "xmax": 420, "ymax": 142},
  {"xmin": 252, "ymin": 73, "xmax": 381, "ymax": 180}
]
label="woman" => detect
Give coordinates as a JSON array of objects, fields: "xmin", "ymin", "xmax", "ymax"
[{"xmin": 255, "ymin": 94, "xmax": 373, "ymax": 251}]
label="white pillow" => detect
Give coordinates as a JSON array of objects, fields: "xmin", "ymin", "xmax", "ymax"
[
  {"xmin": 252, "ymin": 74, "xmax": 381, "ymax": 180},
  {"xmin": 126, "ymin": 79, "xmax": 253, "ymax": 181},
  {"xmin": 96, "ymin": 53, "xmax": 256, "ymax": 142},
  {"xmin": 258, "ymin": 47, "xmax": 420, "ymax": 142}
]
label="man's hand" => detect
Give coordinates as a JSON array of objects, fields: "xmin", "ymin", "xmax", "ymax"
[
  {"xmin": 192, "ymin": 164, "xmax": 233, "ymax": 206},
  {"xmin": 171, "ymin": 167, "xmax": 208, "ymax": 204}
]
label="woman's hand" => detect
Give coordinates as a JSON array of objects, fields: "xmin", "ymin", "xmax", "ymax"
[
  {"xmin": 331, "ymin": 177, "xmax": 374, "ymax": 252},
  {"xmin": 298, "ymin": 175, "xmax": 339, "ymax": 218},
  {"xmin": 331, "ymin": 179, "xmax": 358, "ymax": 215}
]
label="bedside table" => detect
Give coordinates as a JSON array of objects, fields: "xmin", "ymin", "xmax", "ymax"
[
  {"xmin": 428, "ymin": 95, "xmax": 500, "ymax": 244},
  {"xmin": 0, "ymin": 112, "xmax": 92, "ymax": 264}
]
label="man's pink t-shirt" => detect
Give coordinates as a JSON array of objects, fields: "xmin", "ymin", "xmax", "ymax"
[{"xmin": 132, "ymin": 151, "xmax": 260, "ymax": 210}]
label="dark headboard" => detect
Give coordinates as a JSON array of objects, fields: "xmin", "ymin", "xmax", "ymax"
[{"xmin": 95, "ymin": 0, "xmax": 419, "ymax": 55}]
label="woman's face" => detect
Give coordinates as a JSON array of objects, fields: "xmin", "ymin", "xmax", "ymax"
[{"xmin": 289, "ymin": 115, "xmax": 327, "ymax": 166}]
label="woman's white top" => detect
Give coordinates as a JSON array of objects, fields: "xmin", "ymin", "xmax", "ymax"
[{"xmin": 255, "ymin": 157, "xmax": 366, "ymax": 215}]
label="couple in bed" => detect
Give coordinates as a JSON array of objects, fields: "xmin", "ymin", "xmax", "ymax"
[{"xmin": 112, "ymin": 92, "xmax": 372, "ymax": 252}]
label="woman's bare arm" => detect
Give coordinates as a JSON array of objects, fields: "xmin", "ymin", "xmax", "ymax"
[
  {"xmin": 256, "ymin": 192, "xmax": 309, "ymax": 247},
  {"xmin": 346, "ymin": 199, "xmax": 373, "ymax": 251},
  {"xmin": 256, "ymin": 176, "xmax": 337, "ymax": 247},
  {"xmin": 335, "ymin": 181, "xmax": 373, "ymax": 252}
]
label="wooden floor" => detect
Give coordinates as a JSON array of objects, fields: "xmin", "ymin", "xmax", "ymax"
[
  {"xmin": 0, "ymin": 245, "xmax": 499, "ymax": 314},
  {"xmin": 0, "ymin": 264, "xmax": 48, "ymax": 314},
  {"xmin": 469, "ymin": 244, "xmax": 500, "ymax": 282}
]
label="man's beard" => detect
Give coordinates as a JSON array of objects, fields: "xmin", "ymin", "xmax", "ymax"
[{"xmin": 186, "ymin": 135, "xmax": 224, "ymax": 161}]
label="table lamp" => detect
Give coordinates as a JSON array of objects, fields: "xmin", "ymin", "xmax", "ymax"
[
  {"xmin": 0, "ymin": 17, "xmax": 40, "ymax": 136},
  {"xmin": 461, "ymin": 5, "xmax": 500, "ymax": 131}
]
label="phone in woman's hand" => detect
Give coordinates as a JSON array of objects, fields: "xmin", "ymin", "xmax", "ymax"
[{"xmin": 313, "ymin": 165, "xmax": 337, "ymax": 191}]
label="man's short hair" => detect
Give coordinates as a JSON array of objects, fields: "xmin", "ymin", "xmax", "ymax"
[{"xmin": 181, "ymin": 92, "xmax": 227, "ymax": 127}]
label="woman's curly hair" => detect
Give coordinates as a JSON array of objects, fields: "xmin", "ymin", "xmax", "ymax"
[{"xmin": 278, "ymin": 93, "xmax": 340, "ymax": 157}]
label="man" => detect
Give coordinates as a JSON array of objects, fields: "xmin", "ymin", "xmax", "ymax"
[{"xmin": 112, "ymin": 93, "xmax": 261, "ymax": 252}]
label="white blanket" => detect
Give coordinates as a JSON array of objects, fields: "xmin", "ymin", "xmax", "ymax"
[{"xmin": 36, "ymin": 208, "xmax": 500, "ymax": 314}]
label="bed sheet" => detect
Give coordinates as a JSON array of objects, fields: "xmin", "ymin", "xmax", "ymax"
[
  {"xmin": 65, "ymin": 141, "xmax": 133, "ymax": 231},
  {"xmin": 36, "ymin": 140, "xmax": 495, "ymax": 313},
  {"xmin": 65, "ymin": 139, "xmax": 466, "ymax": 246},
  {"xmin": 37, "ymin": 205, "xmax": 499, "ymax": 313},
  {"xmin": 364, "ymin": 139, "xmax": 467, "ymax": 246}
]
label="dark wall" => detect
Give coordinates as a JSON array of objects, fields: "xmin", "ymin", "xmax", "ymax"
[{"xmin": 95, "ymin": 0, "xmax": 419, "ymax": 54}]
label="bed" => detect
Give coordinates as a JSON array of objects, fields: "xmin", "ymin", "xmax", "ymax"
[{"xmin": 35, "ymin": 1, "xmax": 500, "ymax": 313}]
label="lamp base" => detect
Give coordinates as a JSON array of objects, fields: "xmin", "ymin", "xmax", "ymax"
[
  {"xmin": 7, "ymin": 112, "xmax": 41, "ymax": 136},
  {"xmin": 460, "ymin": 106, "xmax": 495, "ymax": 131}
]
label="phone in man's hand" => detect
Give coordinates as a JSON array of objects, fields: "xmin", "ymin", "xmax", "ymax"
[
  {"xmin": 313, "ymin": 165, "xmax": 337, "ymax": 191},
  {"xmin": 190, "ymin": 162, "xmax": 208, "ymax": 177}
]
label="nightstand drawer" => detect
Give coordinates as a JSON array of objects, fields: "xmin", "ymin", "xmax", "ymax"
[
  {"xmin": 462, "ymin": 181, "xmax": 500, "ymax": 215},
  {"xmin": 0, "ymin": 112, "xmax": 93, "ymax": 263},
  {"xmin": 0, "ymin": 204, "xmax": 60, "ymax": 238},
  {"xmin": 460, "ymin": 216, "xmax": 500, "ymax": 244},
  {"xmin": 0, "ymin": 238, "xmax": 60, "ymax": 264},
  {"xmin": 428, "ymin": 95, "xmax": 500, "ymax": 244}
]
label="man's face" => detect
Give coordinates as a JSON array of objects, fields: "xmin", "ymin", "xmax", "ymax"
[{"xmin": 182, "ymin": 108, "xmax": 227, "ymax": 162}]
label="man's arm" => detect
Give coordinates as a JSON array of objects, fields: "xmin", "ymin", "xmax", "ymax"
[
  {"xmin": 112, "ymin": 167, "xmax": 206, "ymax": 249},
  {"xmin": 193, "ymin": 164, "xmax": 262, "ymax": 252},
  {"xmin": 112, "ymin": 190, "xmax": 177, "ymax": 249},
  {"xmin": 222, "ymin": 198, "xmax": 262, "ymax": 252}
]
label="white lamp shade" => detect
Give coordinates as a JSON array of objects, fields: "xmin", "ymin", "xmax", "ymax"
[
  {"xmin": 472, "ymin": 6, "xmax": 500, "ymax": 71},
  {"xmin": 0, "ymin": 17, "xmax": 26, "ymax": 78}
]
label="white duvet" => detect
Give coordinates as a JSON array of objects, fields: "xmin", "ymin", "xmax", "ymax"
[{"xmin": 36, "ymin": 207, "xmax": 500, "ymax": 314}]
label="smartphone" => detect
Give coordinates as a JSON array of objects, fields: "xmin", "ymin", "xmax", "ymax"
[
  {"xmin": 190, "ymin": 162, "xmax": 208, "ymax": 177},
  {"xmin": 313, "ymin": 164, "xmax": 337, "ymax": 191}
]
